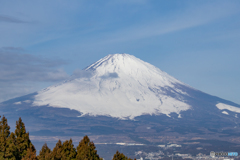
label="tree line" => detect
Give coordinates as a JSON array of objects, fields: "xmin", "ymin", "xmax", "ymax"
[{"xmin": 0, "ymin": 115, "xmax": 134, "ymax": 160}]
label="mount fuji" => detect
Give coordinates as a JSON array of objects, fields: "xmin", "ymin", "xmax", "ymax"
[
  {"xmin": 1, "ymin": 53, "xmax": 240, "ymax": 156},
  {"xmin": 33, "ymin": 54, "xmax": 191, "ymax": 119}
]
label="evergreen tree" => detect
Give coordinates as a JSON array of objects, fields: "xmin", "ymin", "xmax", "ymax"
[
  {"xmin": 38, "ymin": 143, "xmax": 52, "ymax": 160},
  {"xmin": 112, "ymin": 151, "xmax": 132, "ymax": 160},
  {"xmin": 51, "ymin": 139, "xmax": 63, "ymax": 160},
  {"xmin": 0, "ymin": 115, "xmax": 11, "ymax": 158},
  {"xmin": 5, "ymin": 132, "xmax": 17, "ymax": 160},
  {"xmin": 61, "ymin": 139, "xmax": 77, "ymax": 160},
  {"xmin": 76, "ymin": 135, "xmax": 101, "ymax": 160},
  {"xmin": 22, "ymin": 143, "xmax": 37, "ymax": 160},
  {"xmin": 15, "ymin": 117, "xmax": 34, "ymax": 160}
]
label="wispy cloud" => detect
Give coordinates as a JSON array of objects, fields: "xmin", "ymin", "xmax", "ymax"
[
  {"xmin": 108, "ymin": 0, "xmax": 147, "ymax": 5},
  {"xmin": 0, "ymin": 15, "xmax": 26, "ymax": 23},
  {"xmin": 100, "ymin": 72, "xmax": 119, "ymax": 79},
  {"xmin": 0, "ymin": 47, "xmax": 69, "ymax": 82},
  {"xmin": 94, "ymin": 1, "xmax": 239, "ymax": 45},
  {"xmin": 71, "ymin": 69, "xmax": 94, "ymax": 79},
  {"xmin": 0, "ymin": 47, "xmax": 70, "ymax": 102}
]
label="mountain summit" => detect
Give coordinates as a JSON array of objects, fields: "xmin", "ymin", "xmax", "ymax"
[{"xmin": 33, "ymin": 54, "xmax": 191, "ymax": 119}]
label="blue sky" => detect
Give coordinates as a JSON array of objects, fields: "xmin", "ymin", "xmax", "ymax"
[{"xmin": 0, "ymin": 0, "xmax": 240, "ymax": 104}]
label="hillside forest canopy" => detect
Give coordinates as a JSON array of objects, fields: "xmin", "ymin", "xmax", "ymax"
[{"xmin": 0, "ymin": 115, "xmax": 135, "ymax": 160}]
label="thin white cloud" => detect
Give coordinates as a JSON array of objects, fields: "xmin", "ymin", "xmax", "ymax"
[
  {"xmin": 0, "ymin": 47, "xmax": 69, "ymax": 82},
  {"xmin": 96, "ymin": 1, "xmax": 239, "ymax": 44},
  {"xmin": 0, "ymin": 1, "xmax": 238, "ymax": 49},
  {"xmin": 108, "ymin": 0, "xmax": 147, "ymax": 5},
  {"xmin": 0, "ymin": 15, "xmax": 26, "ymax": 23},
  {"xmin": 70, "ymin": 69, "xmax": 94, "ymax": 79},
  {"xmin": 0, "ymin": 47, "xmax": 70, "ymax": 102}
]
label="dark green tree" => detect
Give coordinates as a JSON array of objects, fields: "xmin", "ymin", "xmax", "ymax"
[
  {"xmin": 38, "ymin": 143, "xmax": 52, "ymax": 160},
  {"xmin": 22, "ymin": 143, "xmax": 37, "ymax": 160},
  {"xmin": 51, "ymin": 139, "xmax": 63, "ymax": 160},
  {"xmin": 0, "ymin": 115, "xmax": 11, "ymax": 158},
  {"xmin": 76, "ymin": 135, "xmax": 101, "ymax": 160},
  {"xmin": 5, "ymin": 132, "xmax": 17, "ymax": 160},
  {"xmin": 112, "ymin": 151, "xmax": 133, "ymax": 160},
  {"xmin": 15, "ymin": 117, "xmax": 34, "ymax": 160},
  {"xmin": 61, "ymin": 139, "xmax": 77, "ymax": 160}
]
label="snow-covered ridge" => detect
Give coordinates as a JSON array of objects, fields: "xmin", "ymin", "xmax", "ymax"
[
  {"xmin": 33, "ymin": 53, "xmax": 191, "ymax": 119},
  {"xmin": 216, "ymin": 103, "xmax": 240, "ymax": 113}
]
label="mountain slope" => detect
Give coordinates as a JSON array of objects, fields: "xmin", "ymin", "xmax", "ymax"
[{"xmin": 33, "ymin": 54, "xmax": 191, "ymax": 119}]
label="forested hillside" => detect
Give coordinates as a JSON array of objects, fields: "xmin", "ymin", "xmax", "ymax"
[{"xmin": 0, "ymin": 115, "xmax": 134, "ymax": 160}]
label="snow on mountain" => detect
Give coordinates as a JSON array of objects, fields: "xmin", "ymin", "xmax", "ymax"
[
  {"xmin": 216, "ymin": 103, "xmax": 240, "ymax": 113},
  {"xmin": 33, "ymin": 54, "xmax": 191, "ymax": 119},
  {"xmin": 222, "ymin": 111, "xmax": 229, "ymax": 115}
]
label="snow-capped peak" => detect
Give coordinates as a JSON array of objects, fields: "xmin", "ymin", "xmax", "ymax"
[
  {"xmin": 85, "ymin": 53, "xmax": 183, "ymax": 87},
  {"xmin": 33, "ymin": 53, "xmax": 191, "ymax": 119}
]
